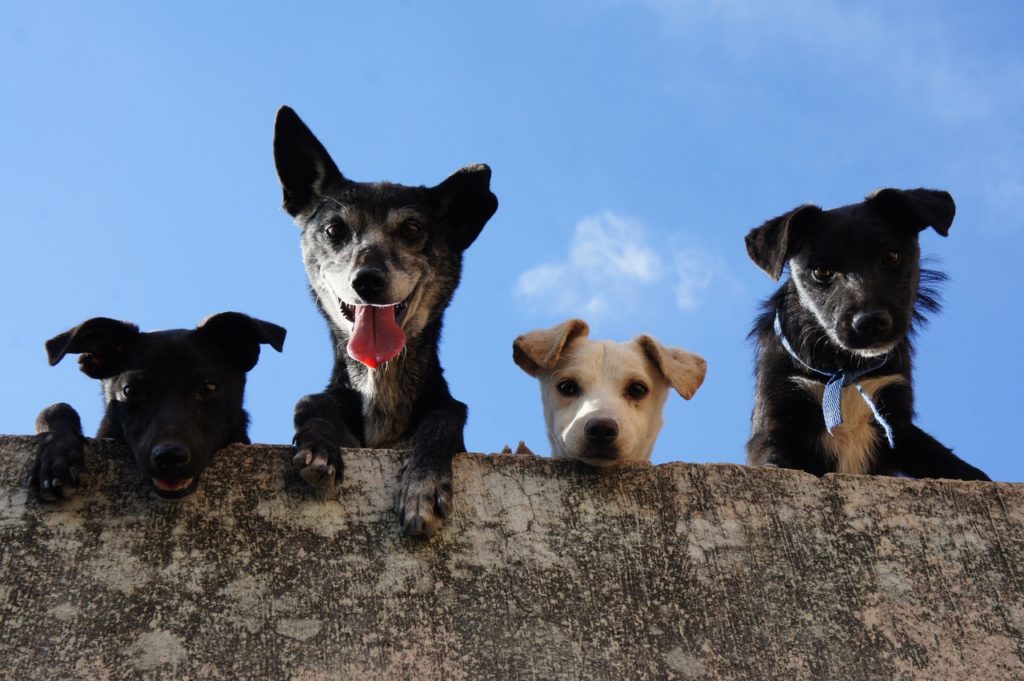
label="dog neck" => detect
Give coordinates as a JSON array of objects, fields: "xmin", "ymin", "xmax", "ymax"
[{"xmin": 773, "ymin": 309, "xmax": 896, "ymax": 447}]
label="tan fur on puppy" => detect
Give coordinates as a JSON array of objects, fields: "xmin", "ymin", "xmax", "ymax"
[{"xmin": 514, "ymin": 319, "xmax": 706, "ymax": 467}]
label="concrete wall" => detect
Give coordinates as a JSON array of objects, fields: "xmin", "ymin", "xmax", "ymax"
[{"xmin": 1, "ymin": 435, "xmax": 1022, "ymax": 679}]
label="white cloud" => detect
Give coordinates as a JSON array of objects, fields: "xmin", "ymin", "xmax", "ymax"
[
  {"xmin": 673, "ymin": 249, "xmax": 718, "ymax": 313},
  {"xmin": 515, "ymin": 212, "xmax": 728, "ymax": 318},
  {"xmin": 570, "ymin": 213, "xmax": 664, "ymax": 284}
]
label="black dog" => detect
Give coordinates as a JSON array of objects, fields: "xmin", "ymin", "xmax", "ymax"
[
  {"xmin": 31, "ymin": 312, "xmax": 286, "ymax": 500},
  {"xmin": 273, "ymin": 106, "xmax": 498, "ymax": 536},
  {"xmin": 745, "ymin": 188, "xmax": 988, "ymax": 480}
]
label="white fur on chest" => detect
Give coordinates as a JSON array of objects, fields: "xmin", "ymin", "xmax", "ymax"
[
  {"xmin": 354, "ymin": 367, "xmax": 414, "ymax": 449},
  {"xmin": 790, "ymin": 374, "xmax": 906, "ymax": 474}
]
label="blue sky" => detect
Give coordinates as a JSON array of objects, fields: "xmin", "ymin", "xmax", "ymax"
[{"xmin": 2, "ymin": 1, "xmax": 1022, "ymax": 481}]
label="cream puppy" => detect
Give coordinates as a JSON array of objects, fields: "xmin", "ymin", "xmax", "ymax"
[{"xmin": 513, "ymin": 319, "xmax": 707, "ymax": 467}]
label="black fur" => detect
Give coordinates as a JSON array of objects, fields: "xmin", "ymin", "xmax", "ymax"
[
  {"xmin": 745, "ymin": 188, "xmax": 988, "ymax": 480},
  {"xmin": 273, "ymin": 106, "xmax": 498, "ymax": 536},
  {"xmin": 31, "ymin": 313, "xmax": 286, "ymax": 500}
]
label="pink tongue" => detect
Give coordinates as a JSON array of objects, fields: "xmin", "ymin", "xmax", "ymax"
[{"xmin": 347, "ymin": 305, "xmax": 406, "ymax": 369}]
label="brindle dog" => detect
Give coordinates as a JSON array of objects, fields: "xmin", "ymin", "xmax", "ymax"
[{"xmin": 273, "ymin": 106, "xmax": 498, "ymax": 536}]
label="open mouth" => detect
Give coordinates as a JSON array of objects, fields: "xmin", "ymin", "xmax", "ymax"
[
  {"xmin": 339, "ymin": 295, "xmax": 415, "ymax": 369},
  {"xmin": 151, "ymin": 476, "xmax": 197, "ymax": 499},
  {"xmin": 845, "ymin": 339, "xmax": 898, "ymax": 358},
  {"xmin": 339, "ymin": 299, "xmax": 410, "ymax": 326}
]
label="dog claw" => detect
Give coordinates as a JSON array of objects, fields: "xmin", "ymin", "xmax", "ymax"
[
  {"xmin": 436, "ymin": 494, "xmax": 451, "ymax": 520},
  {"xmin": 292, "ymin": 449, "xmax": 314, "ymax": 468},
  {"xmin": 405, "ymin": 515, "xmax": 424, "ymax": 535}
]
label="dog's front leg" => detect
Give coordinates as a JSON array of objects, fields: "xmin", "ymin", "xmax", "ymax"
[
  {"xmin": 398, "ymin": 398, "xmax": 467, "ymax": 537},
  {"xmin": 746, "ymin": 431, "xmax": 797, "ymax": 470},
  {"xmin": 747, "ymin": 399, "xmax": 824, "ymax": 473},
  {"xmin": 889, "ymin": 423, "xmax": 990, "ymax": 481},
  {"xmin": 30, "ymin": 402, "xmax": 86, "ymax": 500},
  {"xmin": 292, "ymin": 391, "xmax": 360, "ymax": 489}
]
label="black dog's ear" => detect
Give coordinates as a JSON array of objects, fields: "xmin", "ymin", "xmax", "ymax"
[
  {"xmin": 433, "ymin": 164, "xmax": 499, "ymax": 251},
  {"xmin": 867, "ymin": 188, "xmax": 955, "ymax": 236},
  {"xmin": 273, "ymin": 106, "xmax": 347, "ymax": 218},
  {"xmin": 196, "ymin": 312, "xmax": 286, "ymax": 372},
  {"xmin": 45, "ymin": 318, "xmax": 140, "ymax": 379},
  {"xmin": 744, "ymin": 204, "xmax": 823, "ymax": 280}
]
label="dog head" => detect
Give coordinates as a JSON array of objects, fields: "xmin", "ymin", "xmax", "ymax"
[
  {"xmin": 745, "ymin": 188, "xmax": 954, "ymax": 357},
  {"xmin": 45, "ymin": 312, "xmax": 286, "ymax": 499},
  {"xmin": 513, "ymin": 319, "xmax": 706, "ymax": 467},
  {"xmin": 273, "ymin": 106, "xmax": 498, "ymax": 369}
]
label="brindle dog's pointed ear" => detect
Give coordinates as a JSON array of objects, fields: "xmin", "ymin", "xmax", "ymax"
[
  {"xmin": 635, "ymin": 336, "xmax": 707, "ymax": 400},
  {"xmin": 745, "ymin": 204, "xmax": 823, "ymax": 280},
  {"xmin": 45, "ymin": 318, "xmax": 140, "ymax": 379},
  {"xmin": 195, "ymin": 312, "xmax": 286, "ymax": 372},
  {"xmin": 273, "ymin": 106, "xmax": 347, "ymax": 218},
  {"xmin": 513, "ymin": 319, "xmax": 589, "ymax": 377},
  {"xmin": 433, "ymin": 163, "xmax": 499, "ymax": 251},
  {"xmin": 867, "ymin": 188, "xmax": 955, "ymax": 237}
]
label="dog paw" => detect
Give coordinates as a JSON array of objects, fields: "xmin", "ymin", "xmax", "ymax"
[
  {"xmin": 292, "ymin": 418, "xmax": 345, "ymax": 489},
  {"xmin": 398, "ymin": 466, "xmax": 453, "ymax": 537},
  {"xmin": 30, "ymin": 431, "xmax": 85, "ymax": 501},
  {"xmin": 293, "ymin": 450, "xmax": 340, "ymax": 488}
]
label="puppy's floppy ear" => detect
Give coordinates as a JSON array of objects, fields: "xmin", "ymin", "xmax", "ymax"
[
  {"xmin": 513, "ymin": 319, "xmax": 589, "ymax": 377},
  {"xmin": 433, "ymin": 163, "xmax": 498, "ymax": 251},
  {"xmin": 195, "ymin": 312, "xmax": 286, "ymax": 372},
  {"xmin": 636, "ymin": 336, "xmax": 707, "ymax": 400},
  {"xmin": 274, "ymin": 106, "xmax": 347, "ymax": 218},
  {"xmin": 745, "ymin": 204, "xmax": 823, "ymax": 280},
  {"xmin": 45, "ymin": 318, "xmax": 140, "ymax": 379},
  {"xmin": 867, "ymin": 188, "xmax": 955, "ymax": 236}
]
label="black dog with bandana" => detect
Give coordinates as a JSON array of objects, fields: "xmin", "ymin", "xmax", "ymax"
[{"xmin": 745, "ymin": 188, "xmax": 988, "ymax": 480}]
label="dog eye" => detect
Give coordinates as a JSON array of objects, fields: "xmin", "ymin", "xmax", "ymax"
[
  {"xmin": 197, "ymin": 381, "xmax": 220, "ymax": 399},
  {"xmin": 121, "ymin": 384, "xmax": 136, "ymax": 400},
  {"xmin": 324, "ymin": 220, "xmax": 348, "ymax": 241},
  {"xmin": 400, "ymin": 220, "xmax": 422, "ymax": 240},
  {"xmin": 556, "ymin": 379, "xmax": 580, "ymax": 397},
  {"xmin": 882, "ymin": 250, "xmax": 901, "ymax": 266},
  {"xmin": 811, "ymin": 268, "xmax": 835, "ymax": 283},
  {"xmin": 627, "ymin": 382, "xmax": 649, "ymax": 399}
]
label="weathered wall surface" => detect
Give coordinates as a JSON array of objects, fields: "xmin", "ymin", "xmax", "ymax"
[{"xmin": 1, "ymin": 435, "xmax": 1022, "ymax": 680}]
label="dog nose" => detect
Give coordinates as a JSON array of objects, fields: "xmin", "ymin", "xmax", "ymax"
[
  {"xmin": 852, "ymin": 310, "xmax": 893, "ymax": 340},
  {"xmin": 352, "ymin": 267, "xmax": 388, "ymax": 302},
  {"xmin": 151, "ymin": 445, "xmax": 191, "ymax": 470},
  {"xmin": 584, "ymin": 418, "xmax": 619, "ymax": 442}
]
